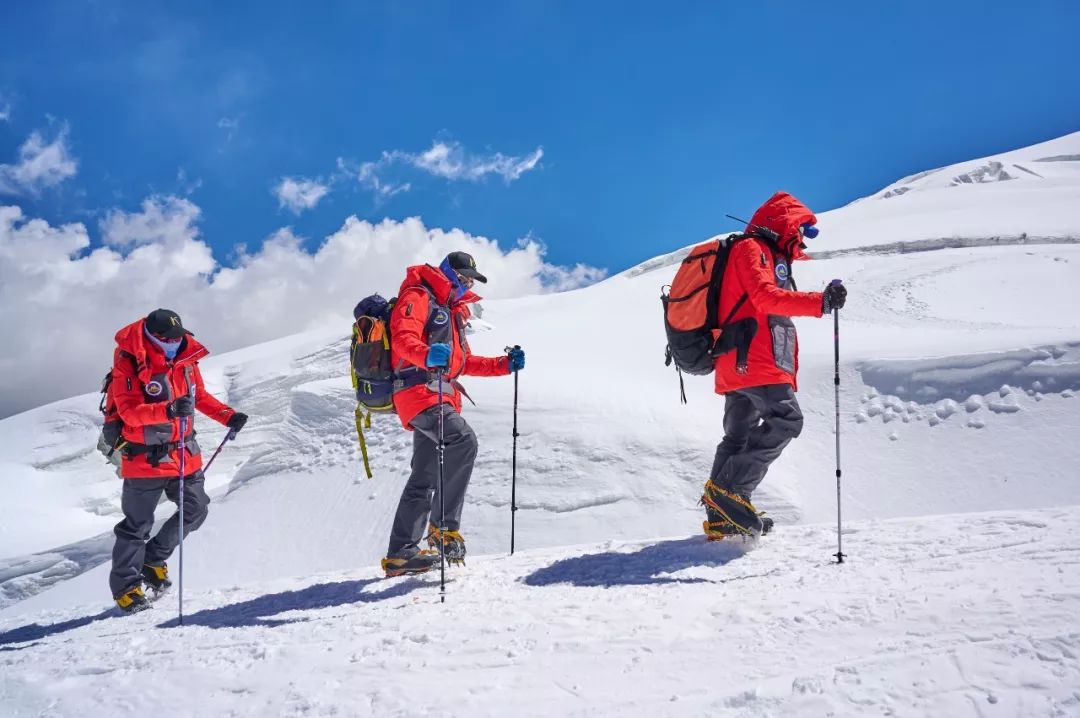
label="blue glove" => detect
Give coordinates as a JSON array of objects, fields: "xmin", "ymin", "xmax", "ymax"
[
  {"xmin": 426, "ymin": 343, "xmax": 451, "ymax": 369},
  {"xmin": 507, "ymin": 346, "xmax": 525, "ymax": 372}
]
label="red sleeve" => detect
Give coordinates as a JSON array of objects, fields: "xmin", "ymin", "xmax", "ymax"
[
  {"xmin": 390, "ymin": 287, "xmax": 433, "ymax": 370},
  {"xmin": 731, "ymin": 241, "xmax": 823, "ymax": 318},
  {"xmin": 464, "ymin": 353, "xmax": 510, "ymax": 377},
  {"xmin": 112, "ymin": 350, "xmax": 169, "ymax": 427},
  {"xmin": 192, "ymin": 363, "xmax": 234, "ymax": 426}
]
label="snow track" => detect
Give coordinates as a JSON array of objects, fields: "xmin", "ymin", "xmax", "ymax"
[{"xmin": 2, "ymin": 506, "xmax": 1078, "ymax": 716}]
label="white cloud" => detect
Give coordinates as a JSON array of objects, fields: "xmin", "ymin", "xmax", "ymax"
[
  {"xmin": 0, "ymin": 127, "xmax": 78, "ymax": 196},
  {"xmin": 338, "ymin": 139, "xmax": 543, "ymax": 202},
  {"xmin": 0, "ymin": 199, "xmax": 605, "ymax": 417},
  {"xmin": 273, "ymin": 176, "xmax": 330, "ymax": 214},
  {"xmin": 0, "ymin": 97, "xmax": 10, "ymax": 122},
  {"xmin": 406, "ymin": 141, "xmax": 544, "ymax": 182}
]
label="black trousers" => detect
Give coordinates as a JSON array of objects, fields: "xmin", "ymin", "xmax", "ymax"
[
  {"xmin": 108, "ymin": 473, "xmax": 209, "ymax": 598},
  {"xmin": 710, "ymin": 384, "xmax": 804, "ymax": 500},
  {"xmin": 386, "ymin": 404, "xmax": 478, "ymax": 558}
]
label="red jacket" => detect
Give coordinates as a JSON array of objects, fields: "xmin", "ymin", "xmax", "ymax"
[
  {"xmin": 714, "ymin": 192, "xmax": 824, "ymax": 394},
  {"xmin": 112, "ymin": 320, "xmax": 236, "ymax": 478},
  {"xmin": 390, "ymin": 264, "xmax": 510, "ymax": 428}
]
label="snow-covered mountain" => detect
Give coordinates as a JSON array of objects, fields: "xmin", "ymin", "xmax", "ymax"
[{"xmin": 2, "ymin": 132, "xmax": 1079, "ymax": 716}]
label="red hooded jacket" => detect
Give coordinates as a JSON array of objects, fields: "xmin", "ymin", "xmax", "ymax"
[
  {"xmin": 390, "ymin": 264, "xmax": 510, "ymax": 428},
  {"xmin": 714, "ymin": 192, "xmax": 825, "ymax": 394},
  {"xmin": 112, "ymin": 319, "xmax": 236, "ymax": 478}
]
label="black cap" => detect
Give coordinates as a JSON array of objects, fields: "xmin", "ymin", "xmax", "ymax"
[
  {"xmin": 446, "ymin": 251, "xmax": 487, "ymax": 283},
  {"xmin": 145, "ymin": 309, "xmax": 191, "ymax": 340}
]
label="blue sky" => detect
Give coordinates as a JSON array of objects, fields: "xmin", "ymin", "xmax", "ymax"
[{"xmin": 2, "ymin": 0, "xmax": 1079, "ymax": 273}]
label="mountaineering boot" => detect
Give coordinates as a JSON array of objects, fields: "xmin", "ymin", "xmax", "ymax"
[
  {"xmin": 701, "ymin": 480, "xmax": 764, "ymax": 538},
  {"xmin": 141, "ymin": 563, "xmax": 172, "ymax": 595},
  {"xmin": 426, "ymin": 523, "xmax": 466, "ymax": 566},
  {"xmin": 115, "ymin": 585, "xmax": 152, "ymax": 614},
  {"xmin": 381, "ymin": 550, "xmax": 441, "ymax": 578}
]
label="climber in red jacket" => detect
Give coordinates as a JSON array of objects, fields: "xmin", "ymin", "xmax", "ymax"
[
  {"xmin": 702, "ymin": 192, "xmax": 847, "ymax": 540},
  {"xmin": 108, "ymin": 309, "xmax": 248, "ymax": 612},
  {"xmin": 381, "ymin": 252, "xmax": 524, "ymax": 576}
]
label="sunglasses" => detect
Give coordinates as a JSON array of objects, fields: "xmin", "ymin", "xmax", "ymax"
[
  {"xmin": 455, "ymin": 271, "xmax": 475, "ymax": 289},
  {"xmin": 150, "ymin": 331, "xmax": 182, "ymax": 344}
]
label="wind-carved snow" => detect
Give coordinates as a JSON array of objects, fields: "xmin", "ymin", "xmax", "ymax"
[
  {"xmin": 950, "ymin": 160, "xmax": 1015, "ymax": 185},
  {"xmin": 858, "ymin": 344, "xmax": 1080, "ymax": 403},
  {"xmin": 854, "ymin": 344, "xmax": 1080, "ymax": 432}
]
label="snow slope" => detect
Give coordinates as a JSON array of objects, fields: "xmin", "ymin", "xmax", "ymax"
[
  {"xmin": 2, "ymin": 506, "xmax": 1079, "ymax": 716},
  {"xmin": 0, "ymin": 131, "xmax": 1079, "ymax": 715}
]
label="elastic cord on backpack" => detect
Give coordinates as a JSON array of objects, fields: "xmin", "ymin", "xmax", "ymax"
[{"xmin": 354, "ymin": 404, "xmax": 374, "ymax": 479}]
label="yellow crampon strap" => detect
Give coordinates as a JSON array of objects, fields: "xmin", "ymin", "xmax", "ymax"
[{"xmin": 354, "ymin": 404, "xmax": 374, "ymax": 479}]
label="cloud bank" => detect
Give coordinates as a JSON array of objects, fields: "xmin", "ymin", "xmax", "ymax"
[{"xmin": 0, "ymin": 197, "xmax": 605, "ymax": 416}]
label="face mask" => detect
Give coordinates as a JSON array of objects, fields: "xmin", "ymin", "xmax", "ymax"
[
  {"xmin": 439, "ymin": 258, "xmax": 468, "ymax": 301},
  {"xmin": 145, "ymin": 328, "xmax": 183, "ymax": 359}
]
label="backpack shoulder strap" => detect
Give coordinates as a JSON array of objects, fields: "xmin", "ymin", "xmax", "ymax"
[{"xmin": 718, "ymin": 234, "xmax": 750, "ymax": 326}]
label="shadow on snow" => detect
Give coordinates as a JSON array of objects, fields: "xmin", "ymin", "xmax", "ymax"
[
  {"xmin": 0, "ymin": 609, "xmax": 116, "ymax": 649},
  {"xmin": 157, "ymin": 576, "xmax": 429, "ymax": 629},
  {"xmin": 0, "ymin": 577, "xmax": 429, "ymax": 647},
  {"xmin": 523, "ymin": 536, "xmax": 757, "ymax": 588}
]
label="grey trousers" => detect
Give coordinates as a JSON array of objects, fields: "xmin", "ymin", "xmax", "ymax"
[
  {"xmin": 710, "ymin": 384, "xmax": 804, "ymax": 500},
  {"xmin": 387, "ymin": 404, "xmax": 478, "ymax": 558},
  {"xmin": 108, "ymin": 473, "xmax": 210, "ymax": 597}
]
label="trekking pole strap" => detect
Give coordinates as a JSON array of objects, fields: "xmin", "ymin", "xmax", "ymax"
[{"xmin": 354, "ymin": 404, "xmax": 374, "ymax": 479}]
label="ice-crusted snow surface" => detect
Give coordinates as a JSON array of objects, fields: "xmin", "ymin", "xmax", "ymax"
[
  {"xmin": 2, "ymin": 507, "xmax": 1079, "ymax": 716},
  {"xmin": 1, "ymin": 133, "xmax": 1079, "ymax": 716}
]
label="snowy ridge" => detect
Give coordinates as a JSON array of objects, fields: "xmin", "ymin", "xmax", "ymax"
[
  {"xmin": 874, "ymin": 131, "xmax": 1080, "ymax": 199},
  {"xmin": 2, "ymin": 506, "xmax": 1079, "ymax": 716},
  {"xmin": 2, "ymin": 132, "xmax": 1080, "ymax": 715}
]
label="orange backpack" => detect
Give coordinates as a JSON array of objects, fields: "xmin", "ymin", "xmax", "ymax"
[{"xmin": 661, "ymin": 234, "xmax": 755, "ymax": 400}]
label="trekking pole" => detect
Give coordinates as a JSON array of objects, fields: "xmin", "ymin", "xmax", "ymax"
[
  {"xmin": 437, "ymin": 369, "xmax": 447, "ymax": 603},
  {"xmin": 830, "ymin": 280, "xmax": 845, "ymax": 564},
  {"xmin": 202, "ymin": 428, "xmax": 237, "ymax": 474},
  {"xmin": 504, "ymin": 345, "xmax": 520, "ymax": 555},
  {"xmin": 177, "ymin": 382, "xmax": 195, "ymax": 625}
]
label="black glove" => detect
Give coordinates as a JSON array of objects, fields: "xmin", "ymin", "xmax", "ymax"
[
  {"xmin": 166, "ymin": 396, "xmax": 195, "ymax": 419},
  {"xmin": 227, "ymin": 412, "xmax": 248, "ymax": 435},
  {"xmin": 822, "ymin": 281, "xmax": 847, "ymax": 314}
]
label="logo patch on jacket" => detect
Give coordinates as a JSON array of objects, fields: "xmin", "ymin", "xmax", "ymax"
[
  {"xmin": 775, "ymin": 262, "xmax": 789, "ymax": 283},
  {"xmin": 433, "ymin": 309, "xmax": 449, "ymax": 325},
  {"xmin": 145, "ymin": 380, "xmax": 164, "ymax": 397}
]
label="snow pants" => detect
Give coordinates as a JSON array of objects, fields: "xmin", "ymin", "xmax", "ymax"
[
  {"xmin": 710, "ymin": 383, "xmax": 804, "ymax": 500},
  {"xmin": 386, "ymin": 403, "xmax": 478, "ymax": 558},
  {"xmin": 108, "ymin": 472, "xmax": 209, "ymax": 598}
]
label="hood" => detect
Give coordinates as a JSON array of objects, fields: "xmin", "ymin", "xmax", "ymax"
[
  {"xmin": 747, "ymin": 191, "xmax": 817, "ymax": 258},
  {"xmin": 399, "ymin": 264, "xmax": 482, "ymax": 306},
  {"xmin": 114, "ymin": 319, "xmax": 209, "ymax": 374}
]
